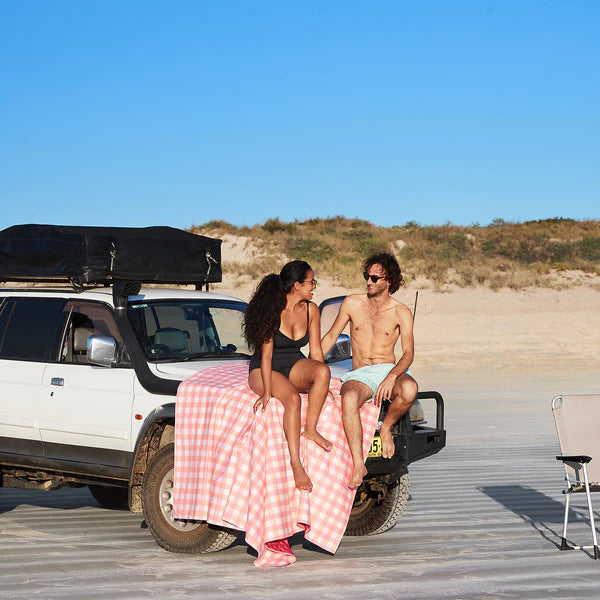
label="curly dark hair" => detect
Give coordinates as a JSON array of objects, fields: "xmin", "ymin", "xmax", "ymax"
[
  {"xmin": 243, "ymin": 260, "xmax": 312, "ymax": 352},
  {"xmin": 363, "ymin": 252, "xmax": 404, "ymax": 294}
]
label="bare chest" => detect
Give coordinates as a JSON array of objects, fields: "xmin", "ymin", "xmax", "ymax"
[{"xmin": 351, "ymin": 310, "xmax": 399, "ymax": 340}]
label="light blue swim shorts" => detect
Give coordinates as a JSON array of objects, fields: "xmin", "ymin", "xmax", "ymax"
[{"xmin": 341, "ymin": 363, "xmax": 412, "ymax": 400}]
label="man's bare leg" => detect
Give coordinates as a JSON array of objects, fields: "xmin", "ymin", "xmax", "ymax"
[
  {"xmin": 379, "ymin": 373, "xmax": 418, "ymax": 458},
  {"xmin": 341, "ymin": 380, "xmax": 372, "ymax": 488}
]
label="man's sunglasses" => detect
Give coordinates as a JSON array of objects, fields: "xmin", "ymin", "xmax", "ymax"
[{"xmin": 363, "ymin": 272, "xmax": 386, "ymax": 283}]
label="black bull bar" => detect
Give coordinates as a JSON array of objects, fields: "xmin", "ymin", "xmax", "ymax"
[{"xmin": 365, "ymin": 390, "xmax": 446, "ymax": 478}]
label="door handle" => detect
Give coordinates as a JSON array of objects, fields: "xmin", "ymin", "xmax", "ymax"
[{"xmin": 50, "ymin": 377, "xmax": 64, "ymax": 386}]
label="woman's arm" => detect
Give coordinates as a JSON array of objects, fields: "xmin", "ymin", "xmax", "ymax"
[
  {"xmin": 307, "ymin": 301, "xmax": 324, "ymax": 362},
  {"xmin": 255, "ymin": 338, "xmax": 274, "ymax": 412}
]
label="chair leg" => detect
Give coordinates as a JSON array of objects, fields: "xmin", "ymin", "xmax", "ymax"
[
  {"xmin": 582, "ymin": 464, "xmax": 600, "ymax": 559},
  {"xmin": 561, "ymin": 491, "xmax": 573, "ymax": 550}
]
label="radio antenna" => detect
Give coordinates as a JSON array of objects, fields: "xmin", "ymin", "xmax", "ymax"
[{"xmin": 413, "ymin": 290, "xmax": 419, "ymax": 321}]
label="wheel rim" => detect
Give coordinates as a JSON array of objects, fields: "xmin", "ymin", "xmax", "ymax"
[
  {"xmin": 351, "ymin": 490, "xmax": 376, "ymax": 518},
  {"xmin": 159, "ymin": 467, "xmax": 201, "ymax": 532}
]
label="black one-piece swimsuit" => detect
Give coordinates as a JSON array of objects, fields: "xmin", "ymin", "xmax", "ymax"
[{"xmin": 248, "ymin": 302, "xmax": 309, "ymax": 379}]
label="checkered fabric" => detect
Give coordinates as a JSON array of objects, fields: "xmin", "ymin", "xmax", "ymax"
[{"xmin": 173, "ymin": 362, "xmax": 379, "ymax": 567}]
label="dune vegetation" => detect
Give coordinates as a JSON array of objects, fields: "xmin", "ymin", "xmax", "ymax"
[{"xmin": 189, "ymin": 217, "xmax": 600, "ymax": 291}]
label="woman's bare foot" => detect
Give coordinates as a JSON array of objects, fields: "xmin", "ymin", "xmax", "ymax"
[
  {"xmin": 302, "ymin": 429, "xmax": 333, "ymax": 452},
  {"xmin": 379, "ymin": 426, "xmax": 395, "ymax": 458},
  {"xmin": 291, "ymin": 462, "xmax": 313, "ymax": 490},
  {"xmin": 348, "ymin": 464, "xmax": 367, "ymax": 489}
]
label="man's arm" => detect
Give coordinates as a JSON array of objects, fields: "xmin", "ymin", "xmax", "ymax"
[
  {"xmin": 389, "ymin": 304, "xmax": 415, "ymax": 376},
  {"xmin": 373, "ymin": 305, "xmax": 415, "ymax": 405},
  {"xmin": 307, "ymin": 301, "xmax": 325, "ymax": 362},
  {"xmin": 320, "ymin": 298, "xmax": 352, "ymax": 357}
]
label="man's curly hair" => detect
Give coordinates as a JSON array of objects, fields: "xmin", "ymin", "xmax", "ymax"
[{"xmin": 363, "ymin": 252, "xmax": 404, "ymax": 294}]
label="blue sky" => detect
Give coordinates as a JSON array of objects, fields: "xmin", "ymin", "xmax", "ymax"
[{"xmin": 1, "ymin": 1, "xmax": 598, "ymax": 230}]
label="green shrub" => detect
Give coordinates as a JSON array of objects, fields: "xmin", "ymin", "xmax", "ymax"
[
  {"xmin": 481, "ymin": 236, "xmax": 513, "ymax": 258},
  {"xmin": 551, "ymin": 242, "xmax": 574, "ymax": 263},
  {"xmin": 577, "ymin": 237, "xmax": 600, "ymax": 261},
  {"xmin": 514, "ymin": 238, "xmax": 552, "ymax": 264},
  {"xmin": 404, "ymin": 220, "xmax": 421, "ymax": 229},
  {"xmin": 436, "ymin": 232, "xmax": 471, "ymax": 261},
  {"xmin": 262, "ymin": 218, "xmax": 296, "ymax": 235},
  {"xmin": 286, "ymin": 237, "xmax": 333, "ymax": 262},
  {"xmin": 341, "ymin": 229, "xmax": 387, "ymax": 256},
  {"xmin": 192, "ymin": 220, "xmax": 238, "ymax": 233}
]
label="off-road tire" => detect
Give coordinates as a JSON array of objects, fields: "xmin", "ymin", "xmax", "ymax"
[
  {"xmin": 142, "ymin": 444, "xmax": 237, "ymax": 553},
  {"xmin": 89, "ymin": 484, "xmax": 129, "ymax": 509},
  {"xmin": 345, "ymin": 471, "xmax": 410, "ymax": 536}
]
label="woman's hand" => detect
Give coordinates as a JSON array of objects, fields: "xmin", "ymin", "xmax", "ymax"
[{"xmin": 253, "ymin": 393, "xmax": 271, "ymax": 413}]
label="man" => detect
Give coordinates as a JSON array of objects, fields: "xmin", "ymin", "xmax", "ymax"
[{"xmin": 321, "ymin": 252, "xmax": 417, "ymax": 488}]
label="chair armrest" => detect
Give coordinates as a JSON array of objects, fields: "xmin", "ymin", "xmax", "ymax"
[{"xmin": 556, "ymin": 455, "xmax": 592, "ymax": 464}]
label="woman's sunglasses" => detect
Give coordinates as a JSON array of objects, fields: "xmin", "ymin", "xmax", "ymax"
[{"xmin": 363, "ymin": 272, "xmax": 386, "ymax": 283}]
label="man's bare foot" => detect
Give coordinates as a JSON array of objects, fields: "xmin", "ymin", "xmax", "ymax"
[
  {"xmin": 380, "ymin": 426, "xmax": 395, "ymax": 458},
  {"xmin": 302, "ymin": 429, "xmax": 333, "ymax": 452},
  {"xmin": 291, "ymin": 462, "xmax": 313, "ymax": 490},
  {"xmin": 348, "ymin": 464, "xmax": 367, "ymax": 489}
]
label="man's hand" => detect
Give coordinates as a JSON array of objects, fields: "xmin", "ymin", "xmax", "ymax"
[
  {"xmin": 374, "ymin": 373, "xmax": 397, "ymax": 406},
  {"xmin": 253, "ymin": 393, "xmax": 271, "ymax": 413}
]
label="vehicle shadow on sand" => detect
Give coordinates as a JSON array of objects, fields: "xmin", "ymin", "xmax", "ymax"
[{"xmin": 0, "ymin": 486, "xmax": 123, "ymax": 514}]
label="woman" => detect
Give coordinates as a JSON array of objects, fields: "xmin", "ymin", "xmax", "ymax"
[{"xmin": 243, "ymin": 260, "xmax": 332, "ymax": 491}]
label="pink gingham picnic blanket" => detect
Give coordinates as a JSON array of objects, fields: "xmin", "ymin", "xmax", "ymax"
[{"xmin": 173, "ymin": 362, "xmax": 379, "ymax": 566}]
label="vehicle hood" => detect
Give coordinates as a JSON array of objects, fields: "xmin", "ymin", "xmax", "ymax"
[
  {"xmin": 150, "ymin": 358, "xmax": 350, "ymax": 381},
  {"xmin": 328, "ymin": 360, "xmax": 352, "ymax": 379},
  {"xmin": 151, "ymin": 359, "xmax": 250, "ymax": 380}
]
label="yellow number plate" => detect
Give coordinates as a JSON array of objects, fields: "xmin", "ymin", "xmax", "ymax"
[{"xmin": 368, "ymin": 435, "xmax": 383, "ymax": 458}]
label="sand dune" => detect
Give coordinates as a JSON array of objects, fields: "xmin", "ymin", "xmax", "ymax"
[{"xmin": 210, "ymin": 236, "xmax": 600, "ymax": 379}]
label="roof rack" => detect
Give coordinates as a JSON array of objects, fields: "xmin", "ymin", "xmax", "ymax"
[{"xmin": 0, "ymin": 225, "xmax": 222, "ymax": 291}]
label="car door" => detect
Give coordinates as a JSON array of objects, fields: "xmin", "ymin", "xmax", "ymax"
[
  {"xmin": 0, "ymin": 296, "xmax": 67, "ymax": 458},
  {"xmin": 39, "ymin": 301, "xmax": 136, "ymax": 461}
]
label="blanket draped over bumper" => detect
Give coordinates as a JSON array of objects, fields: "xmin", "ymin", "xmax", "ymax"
[{"xmin": 173, "ymin": 363, "xmax": 379, "ymax": 566}]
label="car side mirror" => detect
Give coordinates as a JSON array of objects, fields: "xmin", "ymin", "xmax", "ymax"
[
  {"xmin": 324, "ymin": 333, "xmax": 351, "ymax": 363},
  {"xmin": 88, "ymin": 335, "xmax": 117, "ymax": 367}
]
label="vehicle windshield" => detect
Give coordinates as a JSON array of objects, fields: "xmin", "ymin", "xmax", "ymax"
[{"xmin": 127, "ymin": 299, "xmax": 250, "ymax": 362}]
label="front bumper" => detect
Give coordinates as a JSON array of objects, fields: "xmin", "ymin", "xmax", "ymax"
[{"xmin": 365, "ymin": 390, "xmax": 446, "ymax": 478}]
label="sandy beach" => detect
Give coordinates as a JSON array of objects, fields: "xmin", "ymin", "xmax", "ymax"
[{"xmin": 3, "ymin": 361, "xmax": 600, "ymax": 599}]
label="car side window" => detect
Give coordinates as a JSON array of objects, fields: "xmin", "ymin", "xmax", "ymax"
[
  {"xmin": 60, "ymin": 302, "xmax": 127, "ymax": 365},
  {"xmin": 0, "ymin": 297, "xmax": 67, "ymax": 361}
]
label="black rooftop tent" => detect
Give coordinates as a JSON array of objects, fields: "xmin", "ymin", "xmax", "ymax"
[{"xmin": 0, "ymin": 225, "xmax": 222, "ymax": 286}]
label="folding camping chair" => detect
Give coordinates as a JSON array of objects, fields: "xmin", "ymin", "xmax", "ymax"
[{"xmin": 552, "ymin": 394, "xmax": 600, "ymax": 559}]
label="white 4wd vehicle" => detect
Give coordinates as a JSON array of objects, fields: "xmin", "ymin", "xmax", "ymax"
[{"xmin": 0, "ymin": 225, "xmax": 445, "ymax": 554}]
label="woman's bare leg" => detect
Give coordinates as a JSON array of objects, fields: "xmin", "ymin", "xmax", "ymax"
[
  {"xmin": 289, "ymin": 359, "xmax": 333, "ymax": 451},
  {"xmin": 248, "ymin": 368, "xmax": 312, "ymax": 490}
]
